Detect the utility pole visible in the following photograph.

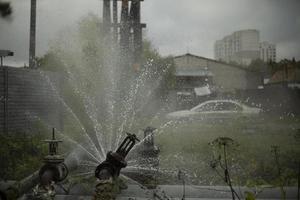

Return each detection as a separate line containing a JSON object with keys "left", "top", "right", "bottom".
{"left": 29, "top": 0, "right": 37, "bottom": 68}
{"left": 297, "top": 161, "right": 299, "bottom": 200}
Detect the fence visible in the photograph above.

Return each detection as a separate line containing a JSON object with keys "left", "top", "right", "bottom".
{"left": 0, "top": 66, "right": 63, "bottom": 134}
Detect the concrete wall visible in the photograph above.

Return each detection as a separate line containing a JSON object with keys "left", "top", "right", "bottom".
{"left": 0, "top": 66, "right": 63, "bottom": 133}
{"left": 174, "top": 54, "right": 262, "bottom": 93}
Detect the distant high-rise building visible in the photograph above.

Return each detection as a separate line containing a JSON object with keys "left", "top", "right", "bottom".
{"left": 214, "top": 29, "right": 276, "bottom": 66}
{"left": 260, "top": 41, "right": 276, "bottom": 63}
{"left": 214, "top": 29, "right": 260, "bottom": 65}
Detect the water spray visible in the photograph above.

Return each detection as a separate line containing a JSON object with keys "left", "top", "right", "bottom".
{"left": 94, "top": 132, "right": 139, "bottom": 200}
{"left": 95, "top": 132, "right": 139, "bottom": 180}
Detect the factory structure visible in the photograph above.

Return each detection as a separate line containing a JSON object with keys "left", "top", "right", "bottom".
{"left": 102, "top": 0, "right": 146, "bottom": 73}
{"left": 172, "top": 53, "right": 262, "bottom": 106}
{"left": 214, "top": 29, "right": 276, "bottom": 65}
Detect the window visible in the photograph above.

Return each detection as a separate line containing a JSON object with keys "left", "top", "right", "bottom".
{"left": 194, "top": 102, "right": 217, "bottom": 112}
{"left": 214, "top": 102, "right": 242, "bottom": 111}
{"left": 194, "top": 102, "right": 242, "bottom": 112}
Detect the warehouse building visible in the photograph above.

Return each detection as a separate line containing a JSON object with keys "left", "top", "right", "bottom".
{"left": 173, "top": 53, "right": 262, "bottom": 105}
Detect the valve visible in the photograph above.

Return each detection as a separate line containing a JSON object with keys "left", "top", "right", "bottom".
{"left": 95, "top": 132, "right": 139, "bottom": 180}
{"left": 38, "top": 128, "right": 68, "bottom": 186}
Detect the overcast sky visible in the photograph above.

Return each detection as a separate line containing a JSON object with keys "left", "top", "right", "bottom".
{"left": 0, "top": 0, "right": 300, "bottom": 66}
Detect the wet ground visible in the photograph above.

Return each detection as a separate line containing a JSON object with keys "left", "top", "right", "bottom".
{"left": 51, "top": 185, "right": 298, "bottom": 199}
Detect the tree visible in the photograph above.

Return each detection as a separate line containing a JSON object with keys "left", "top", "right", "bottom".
{"left": 248, "top": 59, "right": 271, "bottom": 73}
{"left": 36, "top": 13, "right": 176, "bottom": 150}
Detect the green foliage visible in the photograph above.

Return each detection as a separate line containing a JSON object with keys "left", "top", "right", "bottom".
{"left": 36, "top": 14, "right": 106, "bottom": 140}
{"left": 36, "top": 51, "right": 65, "bottom": 72}
{"left": 248, "top": 58, "right": 300, "bottom": 76}
{"left": 36, "top": 13, "right": 176, "bottom": 131}
{"left": 248, "top": 59, "right": 271, "bottom": 73}
{"left": 142, "top": 39, "right": 176, "bottom": 96}
{"left": 0, "top": 132, "right": 47, "bottom": 180}
{"left": 142, "top": 40, "right": 161, "bottom": 62}
{"left": 245, "top": 191, "right": 256, "bottom": 200}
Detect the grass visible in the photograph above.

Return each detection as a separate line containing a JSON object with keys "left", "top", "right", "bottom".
{"left": 1, "top": 112, "right": 299, "bottom": 187}
{"left": 151, "top": 114, "right": 300, "bottom": 186}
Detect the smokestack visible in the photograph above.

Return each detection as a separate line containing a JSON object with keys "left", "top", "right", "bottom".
{"left": 29, "top": 0, "right": 37, "bottom": 68}
{"left": 130, "top": 0, "right": 142, "bottom": 69}
{"left": 102, "top": 0, "right": 111, "bottom": 35}
{"left": 120, "top": 0, "right": 129, "bottom": 52}
{"left": 113, "top": 0, "right": 118, "bottom": 43}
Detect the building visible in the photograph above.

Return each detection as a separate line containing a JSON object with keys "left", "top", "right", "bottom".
{"left": 173, "top": 53, "right": 262, "bottom": 105}
{"left": 260, "top": 41, "right": 276, "bottom": 62}
{"left": 214, "top": 29, "right": 260, "bottom": 65}
{"left": 214, "top": 29, "right": 276, "bottom": 66}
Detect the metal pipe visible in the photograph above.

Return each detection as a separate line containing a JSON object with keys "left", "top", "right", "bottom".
{"left": 29, "top": 0, "right": 37, "bottom": 68}
{"left": 3, "top": 67, "right": 8, "bottom": 134}
{"left": 0, "top": 149, "right": 85, "bottom": 199}
{"left": 0, "top": 129, "right": 88, "bottom": 199}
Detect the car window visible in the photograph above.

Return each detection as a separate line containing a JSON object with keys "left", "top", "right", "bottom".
{"left": 194, "top": 102, "right": 242, "bottom": 112}
{"left": 215, "top": 102, "right": 242, "bottom": 111}
{"left": 194, "top": 102, "right": 217, "bottom": 112}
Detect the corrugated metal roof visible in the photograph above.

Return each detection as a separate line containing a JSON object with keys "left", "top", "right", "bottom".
{"left": 175, "top": 70, "right": 213, "bottom": 77}
{"left": 174, "top": 53, "right": 253, "bottom": 72}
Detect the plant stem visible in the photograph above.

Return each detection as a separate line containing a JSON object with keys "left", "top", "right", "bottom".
{"left": 297, "top": 161, "right": 300, "bottom": 200}
{"left": 272, "top": 146, "right": 286, "bottom": 200}
{"left": 223, "top": 144, "right": 237, "bottom": 200}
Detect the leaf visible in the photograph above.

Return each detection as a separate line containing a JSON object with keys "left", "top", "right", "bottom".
{"left": 245, "top": 191, "right": 256, "bottom": 200}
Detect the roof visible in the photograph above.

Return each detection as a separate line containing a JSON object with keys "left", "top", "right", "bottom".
{"left": 175, "top": 69, "right": 213, "bottom": 77}
{"left": 174, "top": 53, "right": 253, "bottom": 72}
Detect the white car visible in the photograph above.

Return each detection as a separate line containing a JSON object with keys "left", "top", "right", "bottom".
{"left": 166, "top": 100, "right": 262, "bottom": 120}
